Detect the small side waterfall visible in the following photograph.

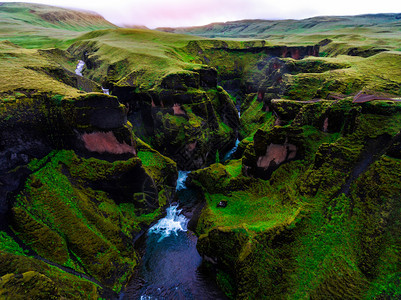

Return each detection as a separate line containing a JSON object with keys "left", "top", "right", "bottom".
{"left": 75, "top": 60, "right": 85, "bottom": 76}
{"left": 176, "top": 170, "right": 190, "bottom": 191}
{"left": 74, "top": 60, "right": 110, "bottom": 95}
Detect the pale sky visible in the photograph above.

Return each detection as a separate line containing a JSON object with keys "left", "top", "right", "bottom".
{"left": 2, "top": 0, "right": 401, "bottom": 28}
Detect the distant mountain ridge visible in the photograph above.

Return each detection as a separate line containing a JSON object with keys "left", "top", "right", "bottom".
{"left": 157, "top": 13, "right": 401, "bottom": 38}
{"left": 156, "top": 13, "right": 401, "bottom": 56}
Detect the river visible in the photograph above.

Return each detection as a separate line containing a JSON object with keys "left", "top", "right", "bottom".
{"left": 73, "top": 60, "right": 236, "bottom": 299}
{"left": 121, "top": 171, "right": 227, "bottom": 299}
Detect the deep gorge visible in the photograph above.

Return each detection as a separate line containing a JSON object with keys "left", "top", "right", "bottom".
{"left": 1, "top": 4, "right": 401, "bottom": 299}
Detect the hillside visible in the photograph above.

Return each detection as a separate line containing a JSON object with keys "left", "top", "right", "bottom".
{"left": 158, "top": 14, "right": 401, "bottom": 56}
{"left": 0, "top": 2, "right": 116, "bottom": 48}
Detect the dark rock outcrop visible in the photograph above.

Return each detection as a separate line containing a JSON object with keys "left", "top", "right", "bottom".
{"left": 243, "top": 126, "right": 304, "bottom": 180}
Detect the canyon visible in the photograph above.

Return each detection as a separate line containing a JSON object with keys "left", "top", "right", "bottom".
{"left": 1, "top": 2, "right": 401, "bottom": 299}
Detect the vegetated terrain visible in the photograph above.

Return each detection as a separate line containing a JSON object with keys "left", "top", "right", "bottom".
{"left": 158, "top": 14, "right": 401, "bottom": 54}
{"left": 0, "top": 2, "right": 116, "bottom": 48}
{"left": 1, "top": 2, "right": 401, "bottom": 299}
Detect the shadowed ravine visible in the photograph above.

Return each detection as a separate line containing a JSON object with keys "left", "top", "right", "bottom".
{"left": 121, "top": 171, "right": 227, "bottom": 299}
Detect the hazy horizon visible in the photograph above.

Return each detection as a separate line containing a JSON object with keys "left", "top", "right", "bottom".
{"left": 1, "top": 0, "right": 401, "bottom": 28}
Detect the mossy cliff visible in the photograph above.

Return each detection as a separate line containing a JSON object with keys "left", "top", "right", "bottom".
{"left": 182, "top": 40, "right": 319, "bottom": 100}
{"left": 1, "top": 145, "right": 175, "bottom": 298}
{"left": 189, "top": 96, "right": 401, "bottom": 299}
{"left": 0, "top": 38, "right": 177, "bottom": 297}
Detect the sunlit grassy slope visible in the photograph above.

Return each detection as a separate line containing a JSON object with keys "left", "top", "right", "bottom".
{"left": 0, "top": 2, "right": 116, "bottom": 49}
{"left": 0, "top": 41, "right": 84, "bottom": 98}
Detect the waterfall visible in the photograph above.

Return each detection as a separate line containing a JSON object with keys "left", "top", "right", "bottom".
{"left": 176, "top": 170, "right": 190, "bottom": 191}
{"left": 75, "top": 60, "right": 85, "bottom": 76}
{"left": 147, "top": 171, "right": 191, "bottom": 242}
{"left": 148, "top": 205, "right": 188, "bottom": 242}
{"left": 74, "top": 60, "right": 110, "bottom": 95}
{"left": 124, "top": 168, "right": 226, "bottom": 299}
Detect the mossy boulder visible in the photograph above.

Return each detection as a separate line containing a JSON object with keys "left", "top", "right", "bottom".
{"left": 0, "top": 271, "right": 61, "bottom": 300}
{"left": 160, "top": 71, "right": 200, "bottom": 90}
{"left": 188, "top": 163, "right": 229, "bottom": 194}
{"left": 61, "top": 93, "right": 127, "bottom": 131}
{"left": 0, "top": 251, "right": 99, "bottom": 299}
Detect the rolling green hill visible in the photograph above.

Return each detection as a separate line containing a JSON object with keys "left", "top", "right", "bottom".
{"left": 0, "top": 2, "right": 117, "bottom": 48}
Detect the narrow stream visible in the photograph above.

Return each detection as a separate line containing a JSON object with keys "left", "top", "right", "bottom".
{"left": 222, "top": 138, "right": 240, "bottom": 163}
{"left": 121, "top": 107, "right": 240, "bottom": 299}
{"left": 122, "top": 171, "right": 227, "bottom": 300}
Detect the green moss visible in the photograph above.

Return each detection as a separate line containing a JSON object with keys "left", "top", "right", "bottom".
{"left": 0, "top": 271, "right": 61, "bottom": 299}
{"left": 136, "top": 137, "right": 177, "bottom": 204}
{"left": 366, "top": 272, "right": 401, "bottom": 299}
{"left": 240, "top": 96, "right": 274, "bottom": 139}
{"left": 284, "top": 53, "right": 401, "bottom": 100}
{"left": 216, "top": 270, "right": 236, "bottom": 299}
{"left": 0, "top": 232, "right": 27, "bottom": 256}
{"left": 202, "top": 191, "right": 299, "bottom": 232}
{"left": 225, "top": 159, "right": 242, "bottom": 178}
{"left": 0, "top": 251, "right": 99, "bottom": 299}
{"left": 11, "top": 149, "right": 171, "bottom": 292}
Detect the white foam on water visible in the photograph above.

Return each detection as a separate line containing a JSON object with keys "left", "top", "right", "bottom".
{"left": 176, "top": 170, "right": 190, "bottom": 191}
{"left": 75, "top": 60, "right": 85, "bottom": 76}
{"left": 148, "top": 205, "right": 188, "bottom": 242}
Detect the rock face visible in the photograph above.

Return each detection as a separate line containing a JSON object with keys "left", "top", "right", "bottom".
{"left": 81, "top": 131, "right": 136, "bottom": 155}
{"left": 0, "top": 93, "right": 136, "bottom": 225}
{"left": 243, "top": 126, "right": 304, "bottom": 179}
{"left": 111, "top": 71, "right": 239, "bottom": 170}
